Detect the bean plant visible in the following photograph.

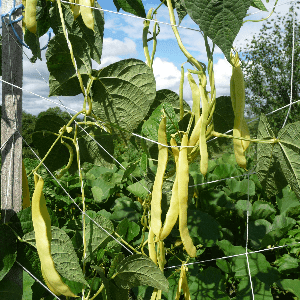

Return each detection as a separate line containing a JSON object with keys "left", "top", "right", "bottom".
{"left": 2, "top": 0, "right": 300, "bottom": 299}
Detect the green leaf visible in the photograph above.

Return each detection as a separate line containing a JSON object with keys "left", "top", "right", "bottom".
{"left": 247, "top": 219, "right": 272, "bottom": 249}
{"left": 111, "top": 197, "right": 142, "bottom": 223}
{"left": 275, "top": 254, "right": 299, "bottom": 273}
{"left": 73, "top": 126, "right": 116, "bottom": 171}
{"left": 251, "top": 201, "right": 276, "bottom": 221}
{"left": 213, "top": 96, "right": 234, "bottom": 134}
{"left": 49, "top": 1, "right": 74, "bottom": 35}
{"left": 113, "top": 0, "right": 146, "bottom": 18}
{"left": 275, "top": 121, "right": 300, "bottom": 199}
{"left": 174, "top": 0, "right": 188, "bottom": 25}
{"left": 0, "top": 225, "right": 17, "bottom": 281}
{"left": 142, "top": 103, "right": 178, "bottom": 144}
{"left": 127, "top": 179, "right": 150, "bottom": 199}
{"left": 114, "top": 254, "right": 169, "bottom": 292}
{"left": 183, "top": 0, "right": 252, "bottom": 60}
{"left": 234, "top": 200, "right": 253, "bottom": 219}
{"left": 0, "top": 279, "right": 22, "bottom": 300}
{"left": 24, "top": 29, "right": 41, "bottom": 61}
{"left": 71, "top": 1, "right": 105, "bottom": 64}
{"left": 32, "top": 113, "right": 71, "bottom": 173}
{"left": 218, "top": 240, "right": 279, "bottom": 285}
{"left": 276, "top": 185, "right": 300, "bottom": 217}
{"left": 92, "top": 59, "right": 156, "bottom": 137}
{"left": 261, "top": 214, "right": 296, "bottom": 248}
{"left": 187, "top": 210, "right": 221, "bottom": 247}
{"left": 236, "top": 277, "right": 273, "bottom": 300}
{"left": 84, "top": 212, "right": 115, "bottom": 262}
{"left": 256, "top": 114, "right": 287, "bottom": 197}
{"left": 23, "top": 270, "right": 35, "bottom": 299}
{"left": 277, "top": 279, "right": 300, "bottom": 298}
{"left": 23, "top": 226, "right": 88, "bottom": 288}
{"left": 251, "top": 0, "right": 268, "bottom": 12}
{"left": 149, "top": 89, "right": 190, "bottom": 117}
{"left": 46, "top": 33, "right": 91, "bottom": 96}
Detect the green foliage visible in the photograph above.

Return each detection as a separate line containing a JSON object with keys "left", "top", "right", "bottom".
{"left": 239, "top": 2, "right": 300, "bottom": 132}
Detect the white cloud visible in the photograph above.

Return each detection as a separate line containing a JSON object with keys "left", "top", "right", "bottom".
{"left": 152, "top": 57, "right": 181, "bottom": 91}
{"left": 102, "top": 37, "right": 137, "bottom": 57}
{"left": 213, "top": 58, "right": 232, "bottom": 97}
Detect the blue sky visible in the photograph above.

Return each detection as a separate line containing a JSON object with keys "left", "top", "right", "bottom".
{"left": 0, "top": 0, "right": 297, "bottom": 116}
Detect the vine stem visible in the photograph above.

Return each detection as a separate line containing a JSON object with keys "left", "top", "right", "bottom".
{"left": 166, "top": 0, "right": 204, "bottom": 73}
{"left": 57, "top": 0, "right": 87, "bottom": 104}
{"left": 212, "top": 131, "right": 279, "bottom": 144}
{"left": 114, "top": 232, "right": 141, "bottom": 254}
{"left": 28, "top": 110, "right": 84, "bottom": 177}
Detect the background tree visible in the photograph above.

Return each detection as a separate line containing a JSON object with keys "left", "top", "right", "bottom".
{"left": 239, "top": 3, "right": 300, "bottom": 134}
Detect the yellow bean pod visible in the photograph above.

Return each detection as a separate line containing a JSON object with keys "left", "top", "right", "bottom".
{"left": 178, "top": 134, "right": 196, "bottom": 258}
{"left": 25, "top": 0, "right": 38, "bottom": 34}
{"left": 151, "top": 115, "right": 168, "bottom": 237}
{"left": 22, "top": 160, "right": 31, "bottom": 209}
{"left": 199, "top": 79, "right": 209, "bottom": 177}
{"left": 230, "top": 52, "right": 249, "bottom": 169}
{"left": 187, "top": 73, "right": 200, "bottom": 125}
{"left": 148, "top": 227, "right": 157, "bottom": 265}
{"left": 70, "top": 0, "right": 80, "bottom": 19}
{"left": 79, "top": 0, "right": 94, "bottom": 31}
{"left": 32, "top": 174, "right": 78, "bottom": 297}
{"left": 160, "top": 138, "right": 179, "bottom": 240}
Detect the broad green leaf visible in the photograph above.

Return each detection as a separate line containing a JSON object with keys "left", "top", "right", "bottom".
{"left": 275, "top": 254, "right": 299, "bottom": 273}
{"left": 72, "top": 126, "right": 116, "bottom": 172}
{"left": 24, "top": 29, "right": 41, "bottom": 61}
{"left": 114, "top": 254, "right": 169, "bottom": 292}
{"left": 113, "top": 0, "right": 146, "bottom": 18}
{"left": 218, "top": 240, "right": 279, "bottom": 285}
{"left": 49, "top": 2, "right": 74, "bottom": 35}
{"left": 91, "top": 178, "right": 115, "bottom": 203}
{"left": 46, "top": 33, "right": 91, "bottom": 96}
{"left": 213, "top": 96, "right": 234, "bottom": 135}
{"left": 23, "top": 270, "right": 35, "bottom": 299}
{"left": 92, "top": 59, "right": 156, "bottom": 137}
{"left": 183, "top": 0, "right": 252, "bottom": 60}
{"left": 251, "top": 201, "right": 276, "bottom": 221}
{"left": 236, "top": 277, "right": 273, "bottom": 300}
{"left": 234, "top": 200, "right": 253, "bottom": 219}
{"left": 277, "top": 279, "right": 300, "bottom": 298}
{"left": 111, "top": 197, "right": 142, "bottom": 222}
{"left": 251, "top": 0, "right": 268, "bottom": 12}
{"left": 188, "top": 210, "right": 221, "bottom": 247}
{"left": 275, "top": 121, "right": 300, "bottom": 199}
{"left": 142, "top": 103, "right": 178, "bottom": 144}
{"left": 276, "top": 185, "right": 300, "bottom": 217}
{"left": 108, "top": 253, "right": 125, "bottom": 279}
{"left": 23, "top": 226, "right": 88, "bottom": 287}
{"left": 225, "top": 178, "right": 255, "bottom": 196}
{"left": 71, "top": 1, "right": 105, "bottom": 64}
{"left": 0, "top": 280, "right": 22, "bottom": 300}
{"left": 84, "top": 213, "right": 115, "bottom": 262}
{"left": 261, "top": 214, "right": 296, "bottom": 248}
{"left": 32, "top": 113, "right": 72, "bottom": 173}
{"left": 246, "top": 219, "right": 272, "bottom": 249}
{"left": 256, "top": 114, "right": 287, "bottom": 197}
{"left": 0, "top": 225, "right": 17, "bottom": 281}
{"left": 127, "top": 179, "right": 150, "bottom": 199}
{"left": 148, "top": 89, "right": 190, "bottom": 117}
{"left": 174, "top": 0, "right": 188, "bottom": 25}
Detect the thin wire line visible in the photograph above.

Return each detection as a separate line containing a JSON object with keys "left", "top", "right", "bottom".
{"left": 15, "top": 261, "right": 62, "bottom": 300}
{"left": 245, "top": 172, "right": 254, "bottom": 300}
{"left": 60, "top": 0, "right": 297, "bottom": 34}
{"left": 164, "top": 241, "right": 300, "bottom": 270}
{"left": 18, "top": 130, "right": 134, "bottom": 255}
{"left": 282, "top": 0, "right": 296, "bottom": 128}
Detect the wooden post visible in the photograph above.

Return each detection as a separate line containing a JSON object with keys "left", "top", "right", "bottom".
{"left": 1, "top": 0, "right": 23, "bottom": 294}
